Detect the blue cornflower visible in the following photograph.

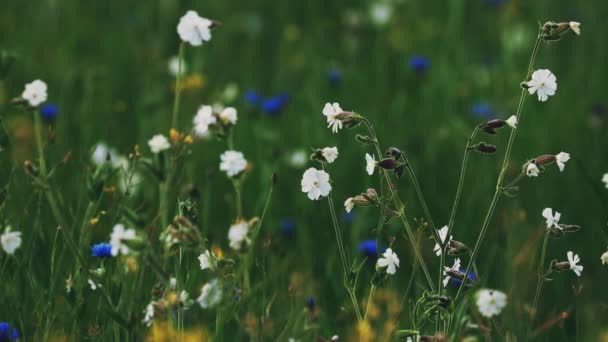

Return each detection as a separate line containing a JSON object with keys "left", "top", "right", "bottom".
{"left": 358, "top": 239, "right": 386, "bottom": 259}
{"left": 306, "top": 296, "right": 315, "bottom": 311}
{"left": 91, "top": 243, "right": 113, "bottom": 258}
{"left": 409, "top": 55, "right": 431, "bottom": 72}
{"left": 261, "top": 93, "right": 289, "bottom": 115}
{"left": 40, "top": 103, "right": 59, "bottom": 120}
{"left": 450, "top": 268, "right": 476, "bottom": 287}
{"left": 279, "top": 218, "right": 295, "bottom": 236}
{"left": 470, "top": 102, "right": 494, "bottom": 119}
{"left": 0, "top": 322, "right": 19, "bottom": 341}
{"left": 244, "top": 90, "right": 262, "bottom": 105}
{"left": 327, "top": 68, "right": 342, "bottom": 87}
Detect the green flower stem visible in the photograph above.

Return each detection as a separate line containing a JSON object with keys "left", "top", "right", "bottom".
{"left": 171, "top": 42, "right": 185, "bottom": 129}
{"left": 363, "top": 285, "right": 376, "bottom": 322}
{"left": 531, "top": 232, "right": 550, "bottom": 319}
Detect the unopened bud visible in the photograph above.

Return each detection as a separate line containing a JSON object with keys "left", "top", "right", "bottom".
{"left": 561, "top": 224, "right": 581, "bottom": 233}
{"left": 355, "top": 134, "right": 376, "bottom": 144}
{"left": 534, "top": 154, "right": 556, "bottom": 166}
{"left": 470, "top": 142, "right": 497, "bottom": 154}
{"left": 480, "top": 119, "right": 506, "bottom": 135}
{"left": 551, "top": 261, "right": 571, "bottom": 272}
{"left": 385, "top": 147, "right": 402, "bottom": 159}
{"left": 437, "top": 296, "right": 451, "bottom": 308}
{"left": 447, "top": 240, "right": 470, "bottom": 255}
{"left": 377, "top": 158, "right": 399, "bottom": 170}
{"left": 395, "top": 164, "right": 406, "bottom": 179}
{"left": 362, "top": 188, "right": 379, "bottom": 203}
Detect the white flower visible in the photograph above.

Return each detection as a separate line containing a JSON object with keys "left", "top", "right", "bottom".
{"left": 321, "top": 147, "right": 339, "bottom": 163}
{"left": 322, "top": 102, "right": 344, "bottom": 133}
{"left": 179, "top": 290, "right": 193, "bottom": 309}
{"left": 476, "top": 289, "right": 507, "bottom": 318}
{"left": 433, "top": 225, "right": 452, "bottom": 256}
{"left": 228, "top": 221, "right": 250, "bottom": 251}
{"left": 369, "top": 3, "right": 392, "bottom": 26}
{"left": 88, "top": 278, "right": 101, "bottom": 291}
{"left": 143, "top": 302, "right": 155, "bottom": 326}
{"left": 526, "top": 69, "right": 557, "bottom": 102}
{"left": 197, "top": 278, "right": 222, "bottom": 309}
{"left": 526, "top": 163, "right": 539, "bottom": 177}
{"left": 110, "top": 223, "right": 137, "bottom": 256}
{"left": 344, "top": 197, "right": 355, "bottom": 213}
{"left": 603, "top": 173, "right": 608, "bottom": 189}
{"left": 542, "top": 208, "right": 561, "bottom": 229}
{"left": 91, "top": 143, "right": 112, "bottom": 166}
{"left": 601, "top": 250, "right": 608, "bottom": 265}
{"left": 193, "top": 105, "right": 217, "bottom": 137}
{"left": 168, "top": 56, "right": 187, "bottom": 77}
{"left": 218, "top": 107, "right": 238, "bottom": 125}
{"left": 198, "top": 250, "right": 216, "bottom": 270}
{"left": 22, "top": 79, "right": 48, "bottom": 107}
{"left": 569, "top": 21, "right": 581, "bottom": 35}
{"left": 1, "top": 227, "right": 22, "bottom": 254}
{"left": 66, "top": 275, "right": 73, "bottom": 294}
{"left": 555, "top": 152, "right": 570, "bottom": 172}
{"left": 376, "top": 248, "right": 400, "bottom": 275}
{"left": 567, "top": 251, "right": 583, "bottom": 276}
{"left": 177, "top": 10, "right": 212, "bottom": 46}
{"left": 365, "top": 153, "right": 376, "bottom": 175}
{"left": 219, "top": 150, "right": 247, "bottom": 177}
{"left": 169, "top": 277, "right": 177, "bottom": 290}
{"left": 300, "top": 168, "right": 331, "bottom": 200}
{"left": 148, "top": 134, "right": 171, "bottom": 154}
{"left": 288, "top": 150, "right": 307, "bottom": 168}
{"left": 505, "top": 115, "right": 518, "bottom": 128}
{"left": 443, "top": 258, "right": 461, "bottom": 287}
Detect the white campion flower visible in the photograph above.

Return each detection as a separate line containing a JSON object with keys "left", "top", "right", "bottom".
{"left": 143, "top": 302, "right": 155, "bottom": 326}
{"left": 433, "top": 225, "right": 452, "bottom": 256}
{"left": 542, "top": 208, "right": 561, "bottom": 229}
{"left": 198, "top": 250, "right": 217, "bottom": 270}
{"left": 526, "top": 69, "right": 557, "bottom": 102}
{"left": 288, "top": 150, "right": 307, "bottom": 168}
{"left": 22, "top": 79, "right": 48, "bottom": 107}
{"left": 602, "top": 173, "right": 608, "bottom": 189}
{"left": 569, "top": 21, "right": 581, "bottom": 35}
{"left": 322, "top": 102, "right": 344, "bottom": 133}
{"left": 228, "top": 221, "right": 250, "bottom": 251}
{"left": 88, "top": 278, "right": 102, "bottom": 291}
{"left": 177, "top": 10, "right": 213, "bottom": 46}
{"left": 179, "top": 290, "right": 193, "bottom": 309}
{"left": 365, "top": 153, "right": 376, "bottom": 175}
{"left": 601, "top": 250, "right": 608, "bottom": 265}
{"left": 476, "top": 289, "right": 507, "bottom": 318}
{"left": 369, "top": 2, "right": 392, "bottom": 26}
{"left": 555, "top": 152, "right": 570, "bottom": 172}
{"left": 218, "top": 107, "right": 238, "bottom": 125}
{"left": 193, "top": 105, "right": 217, "bottom": 137}
{"left": 567, "top": 251, "right": 583, "bottom": 276}
{"left": 148, "top": 134, "right": 171, "bottom": 154}
{"left": 168, "top": 56, "right": 187, "bottom": 77}
{"left": 526, "top": 163, "right": 540, "bottom": 177}
{"left": 376, "top": 248, "right": 400, "bottom": 275}
{"left": 344, "top": 197, "right": 355, "bottom": 213}
{"left": 321, "top": 147, "right": 339, "bottom": 163}
{"left": 110, "top": 223, "right": 137, "bottom": 256}
{"left": 197, "top": 278, "right": 222, "bottom": 309}
{"left": 506, "top": 115, "right": 518, "bottom": 128}
{"left": 219, "top": 150, "right": 247, "bottom": 177}
{"left": 300, "top": 168, "right": 331, "bottom": 200}
{"left": 169, "top": 277, "right": 177, "bottom": 290}
{"left": 1, "top": 226, "right": 22, "bottom": 254}
{"left": 443, "top": 258, "right": 461, "bottom": 287}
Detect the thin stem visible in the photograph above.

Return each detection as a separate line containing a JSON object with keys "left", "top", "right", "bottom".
{"left": 33, "top": 111, "right": 47, "bottom": 175}
{"left": 159, "top": 182, "right": 168, "bottom": 229}
{"left": 403, "top": 157, "right": 436, "bottom": 231}
{"left": 243, "top": 180, "right": 274, "bottom": 289}
{"left": 531, "top": 232, "right": 550, "bottom": 319}
{"left": 363, "top": 285, "right": 376, "bottom": 322}
{"left": 234, "top": 180, "right": 243, "bottom": 218}
{"left": 171, "top": 42, "right": 185, "bottom": 129}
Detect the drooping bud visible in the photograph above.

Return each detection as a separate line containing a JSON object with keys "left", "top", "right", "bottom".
{"left": 479, "top": 119, "right": 506, "bottom": 135}
{"left": 561, "top": 224, "right": 581, "bottom": 233}
{"left": 551, "top": 260, "right": 571, "bottom": 272}
{"left": 355, "top": 134, "right": 376, "bottom": 145}
{"left": 470, "top": 142, "right": 497, "bottom": 154}
{"left": 447, "top": 240, "right": 470, "bottom": 255}
{"left": 534, "top": 154, "right": 556, "bottom": 166}
{"left": 362, "top": 188, "right": 379, "bottom": 203}
{"left": 377, "top": 158, "right": 399, "bottom": 170}
{"left": 395, "top": 164, "right": 406, "bottom": 179}
{"left": 385, "top": 147, "right": 402, "bottom": 159}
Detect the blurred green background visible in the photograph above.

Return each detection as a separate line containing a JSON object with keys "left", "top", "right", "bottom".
{"left": 1, "top": 0, "right": 607, "bottom": 340}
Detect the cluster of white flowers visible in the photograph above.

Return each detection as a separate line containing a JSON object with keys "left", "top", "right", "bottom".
{"left": 197, "top": 278, "right": 223, "bottom": 309}
{"left": 526, "top": 69, "right": 557, "bottom": 102}
{"left": 148, "top": 134, "right": 171, "bottom": 154}
{"left": 193, "top": 105, "right": 238, "bottom": 137}
{"left": 476, "top": 289, "right": 508, "bottom": 318}
{"left": 1, "top": 226, "right": 22, "bottom": 255}
{"left": 219, "top": 150, "right": 247, "bottom": 177}
{"left": 376, "top": 248, "right": 400, "bottom": 275}
{"left": 177, "top": 10, "right": 213, "bottom": 46}
{"left": 228, "top": 221, "right": 250, "bottom": 251}
{"left": 21, "top": 79, "right": 48, "bottom": 107}
{"left": 541, "top": 209, "right": 584, "bottom": 276}
{"left": 433, "top": 225, "right": 452, "bottom": 256}
{"left": 301, "top": 168, "right": 331, "bottom": 200}
{"left": 110, "top": 223, "right": 137, "bottom": 256}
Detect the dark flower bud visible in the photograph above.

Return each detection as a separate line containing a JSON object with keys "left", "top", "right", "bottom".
{"left": 534, "top": 154, "right": 556, "bottom": 166}
{"left": 480, "top": 119, "right": 506, "bottom": 135}
{"left": 470, "top": 142, "right": 497, "bottom": 154}
{"left": 547, "top": 226, "right": 565, "bottom": 239}
{"left": 561, "top": 224, "right": 581, "bottom": 233}
{"left": 520, "top": 82, "right": 530, "bottom": 90}
{"left": 377, "top": 158, "right": 399, "bottom": 170}
{"left": 395, "top": 164, "right": 406, "bottom": 179}
{"left": 447, "top": 240, "right": 470, "bottom": 255}
{"left": 437, "top": 296, "right": 451, "bottom": 308}
{"left": 551, "top": 261, "right": 571, "bottom": 272}
{"left": 336, "top": 111, "right": 362, "bottom": 128}
{"left": 385, "top": 147, "right": 402, "bottom": 159}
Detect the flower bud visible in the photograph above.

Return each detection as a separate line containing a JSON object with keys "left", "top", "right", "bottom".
{"left": 362, "top": 188, "right": 379, "bottom": 203}
{"left": 561, "top": 224, "right": 581, "bottom": 233}
{"left": 437, "top": 295, "right": 451, "bottom": 308}
{"left": 447, "top": 240, "right": 470, "bottom": 255}
{"left": 470, "top": 142, "right": 497, "bottom": 154}
{"left": 336, "top": 111, "right": 362, "bottom": 128}
{"left": 480, "top": 119, "right": 506, "bottom": 135}
{"left": 377, "top": 158, "right": 399, "bottom": 170}
{"left": 534, "top": 154, "right": 556, "bottom": 166}
{"left": 355, "top": 134, "right": 376, "bottom": 145}
{"left": 395, "top": 164, "right": 406, "bottom": 179}
{"left": 551, "top": 260, "right": 571, "bottom": 272}
{"left": 385, "top": 147, "right": 402, "bottom": 159}
{"left": 23, "top": 160, "right": 39, "bottom": 177}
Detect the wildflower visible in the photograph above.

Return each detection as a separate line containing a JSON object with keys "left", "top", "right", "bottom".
{"left": 344, "top": 197, "right": 355, "bottom": 213}
{"left": 219, "top": 150, "right": 247, "bottom": 177}
{"left": 555, "top": 152, "right": 570, "bottom": 172}
{"left": 168, "top": 56, "right": 187, "bottom": 77}
{"left": 376, "top": 248, "right": 399, "bottom": 275}
{"left": 328, "top": 68, "right": 341, "bottom": 86}
{"left": 450, "top": 267, "right": 476, "bottom": 287}
{"left": 321, "top": 147, "right": 339, "bottom": 164}
{"left": 322, "top": 102, "right": 344, "bottom": 133}
{"left": 300, "top": 168, "right": 331, "bottom": 200}
{"left": 470, "top": 102, "right": 494, "bottom": 119}
{"left": 193, "top": 105, "right": 217, "bottom": 137}
{"left": 110, "top": 223, "right": 137, "bottom": 256}
{"left": 261, "top": 93, "right": 289, "bottom": 115}
{"left": 91, "top": 243, "right": 113, "bottom": 258}
{"left": 369, "top": 2, "right": 392, "bottom": 26}
{"left": 218, "top": 107, "right": 237, "bottom": 125}
{"left": 569, "top": 22, "right": 581, "bottom": 35}
{"left": 244, "top": 90, "right": 262, "bottom": 104}
{"left": 443, "top": 258, "right": 462, "bottom": 287}
{"left": 198, "top": 250, "right": 217, "bottom": 270}
{"left": 228, "top": 221, "right": 250, "bottom": 251}
{"left": 288, "top": 150, "right": 307, "bottom": 168}
{"left": 359, "top": 239, "right": 384, "bottom": 259}
{"left": 476, "top": 289, "right": 507, "bottom": 318}
{"left": 567, "top": 251, "right": 583, "bottom": 276}
{"left": 526, "top": 162, "right": 540, "bottom": 177}
{"left": 0, "top": 322, "right": 19, "bottom": 341}
{"left": 526, "top": 69, "right": 557, "bottom": 102}
{"left": 40, "top": 103, "right": 59, "bottom": 120}
{"left": 88, "top": 278, "right": 102, "bottom": 291}
{"left": 306, "top": 297, "right": 315, "bottom": 311}
{"left": 197, "top": 278, "right": 223, "bottom": 309}
{"left": 21, "top": 79, "right": 48, "bottom": 107}
{"left": 505, "top": 115, "right": 517, "bottom": 128}
{"left": 365, "top": 153, "right": 376, "bottom": 175}
{"left": 409, "top": 55, "right": 431, "bottom": 72}
{"left": 601, "top": 250, "right": 608, "bottom": 265}
{"left": 170, "top": 277, "right": 177, "bottom": 290}
{"left": 177, "top": 10, "right": 213, "bottom": 46}
{"left": 143, "top": 302, "right": 155, "bottom": 326}
{"left": 542, "top": 208, "right": 561, "bottom": 229}
{"left": 603, "top": 173, "right": 608, "bottom": 188}
{"left": 434, "top": 226, "right": 452, "bottom": 256}
{"left": 148, "top": 134, "right": 171, "bottom": 154}
{"left": 1, "top": 227, "right": 22, "bottom": 254}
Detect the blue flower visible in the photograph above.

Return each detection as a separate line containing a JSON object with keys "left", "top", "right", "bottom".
{"left": 358, "top": 239, "right": 385, "bottom": 259}
{"left": 91, "top": 243, "right": 113, "bottom": 258}
{"left": 306, "top": 296, "right": 315, "bottom": 311}
{"left": 0, "top": 322, "right": 19, "bottom": 341}
{"left": 328, "top": 68, "right": 342, "bottom": 86}
{"left": 344, "top": 211, "right": 354, "bottom": 224}
{"left": 470, "top": 102, "right": 494, "bottom": 119}
{"left": 244, "top": 90, "right": 262, "bottom": 105}
{"left": 409, "top": 55, "right": 430, "bottom": 72}
{"left": 486, "top": 0, "right": 507, "bottom": 6}
{"left": 279, "top": 218, "right": 295, "bottom": 236}
{"left": 40, "top": 103, "right": 59, "bottom": 120}
{"left": 450, "top": 268, "right": 476, "bottom": 287}
{"left": 261, "top": 93, "right": 289, "bottom": 115}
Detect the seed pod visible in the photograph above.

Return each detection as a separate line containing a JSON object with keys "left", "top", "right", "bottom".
{"left": 480, "top": 119, "right": 506, "bottom": 134}
{"left": 551, "top": 261, "right": 571, "bottom": 272}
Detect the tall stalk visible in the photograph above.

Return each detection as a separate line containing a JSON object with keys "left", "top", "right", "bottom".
{"left": 171, "top": 42, "right": 185, "bottom": 129}
{"left": 531, "top": 232, "right": 550, "bottom": 317}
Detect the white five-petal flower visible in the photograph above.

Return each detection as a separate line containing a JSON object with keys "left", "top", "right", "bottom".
{"left": 198, "top": 250, "right": 217, "bottom": 270}
{"left": 228, "top": 221, "right": 250, "bottom": 251}
{"left": 505, "top": 115, "right": 518, "bottom": 128}
{"left": 143, "top": 302, "right": 155, "bottom": 326}
{"left": 322, "top": 102, "right": 344, "bottom": 133}
{"left": 526, "top": 69, "right": 557, "bottom": 102}
{"left": 197, "top": 278, "right": 223, "bottom": 309}
{"left": 219, "top": 150, "right": 247, "bottom": 177}
{"left": 443, "top": 258, "right": 461, "bottom": 287}
{"left": 148, "top": 134, "right": 171, "bottom": 154}
{"left": 542, "top": 208, "right": 561, "bottom": 229}
{"left": 344, "top": 197, "right": 355, "bottom": 213}
{"left": 602, "top": 173, "right": 608, "bottom": 189}
{"left": 1, "top": 226, "right": 22, "bottom": 254}
{"left": 219, "top": 107, "right": 238, "bottom": 125}
{"left": 569, "top": 22, "right": 581, "bottom": 35}
{"left": 168, "top": 56, "right": 187, "bottom": 77}
{"left": 601, "top": 250, "right": 608, "bottom": 265}
{"left": 110, "top": 223, "right": 137, "bottom": 256}
{"left": 193, "top": 105, "right": 217, "bottom": 136}
{"left": 365, "top": 153, "right": 376, "bottom": 175}
{"left": 300, "top": 168, "right": 332, "bottom": 200}
{"left": 476, "top": 289, "right": 507, "bottom": 318}
{"left": 555, "top": 152, "right": 570, "bottom": 172}
{"left": 177, "top": 10, "right": 213, "bottom": 46}
{"left": 321, "top": 147, "right": 339, "bottom": 164}
{"left": 567, "top": 251, "right": 583, "bottom": 276}
{"left": 526, "top": 163, "right": 540, "bottom": 177}
{"left": 22, "top": 80, "right": 48, "bottom": 107}
{"left": 433, "top": 225, "right": 452, "bottom": 256}
{"left": 376, "top": 248, "right": 400, "bottom": 275}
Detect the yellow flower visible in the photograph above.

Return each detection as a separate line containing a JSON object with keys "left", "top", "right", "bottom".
{"left": 169, "top": 128, "right": 181, "bottom": 144}
{"left": 183, "top": 135, "right": 193, "bottom": 144}
{"left": 355, "top": 321, "right": 376, "bottom": 342}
